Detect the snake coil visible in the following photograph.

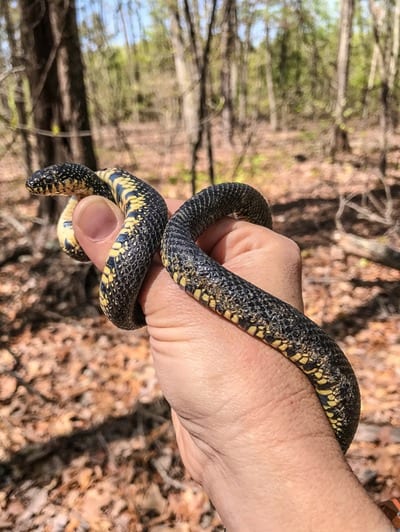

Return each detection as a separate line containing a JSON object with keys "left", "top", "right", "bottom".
{"left": 26, "top": 162, "right": 360, "bottom": 452}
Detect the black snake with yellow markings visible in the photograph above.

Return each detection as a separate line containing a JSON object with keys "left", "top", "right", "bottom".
{"left": 26, "top": 162, "right": 360, "bottom": 452}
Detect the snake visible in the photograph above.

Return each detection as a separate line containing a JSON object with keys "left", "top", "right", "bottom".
{"left": 26, "top": 162, "right": 360, "bottom": 452}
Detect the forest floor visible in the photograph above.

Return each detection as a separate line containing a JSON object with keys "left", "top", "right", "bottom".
{"left": 0, "top": 120, "right": 399, "bottom": 531}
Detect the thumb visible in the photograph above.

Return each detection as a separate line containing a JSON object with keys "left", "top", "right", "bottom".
{"left": 72, "top": 196, "right": 124, "bottom": 270}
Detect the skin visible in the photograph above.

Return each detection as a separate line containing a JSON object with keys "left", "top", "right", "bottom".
{"left": 72, "top": 195, "right": 393, "bottom": 532}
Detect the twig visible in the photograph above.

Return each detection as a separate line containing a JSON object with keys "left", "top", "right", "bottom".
{"left": 230, "top": 120, "right": 259, "bottom": 181}
{"left": 336, "top": 185, "right": 396, "bottom": 229}
{"left": 0, "top": 65, "right": 25, "bottom": 84}
{"left": 0, "top": 367, "right": 56, "bottom": 403}
{"left": 151, "top": 456, "right": 187, "bottom": 490}
{"left": 0, "top": 213, "right": 27, "bottom": 235}
{"left": 7, "top": 124, "right": 93, "bottom": 138}
{"left": 345, "top": 199, "right": 394, "bottom": 226}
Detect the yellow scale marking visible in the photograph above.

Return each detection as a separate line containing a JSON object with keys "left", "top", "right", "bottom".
{"left": 193, "top": 289, "right": 202, "bottom": 301}
{"left": 301, "top": 366, "right": 331, "bottom": 387}
{"left": 109, "top": 246, "right": 122, "bottom": 259}
{"left": 317, "top": 388, "right": 335, "bottom": 396}
{"left": 103, "top": 265, "right": 116, "bottom": 284}
{"left": 247, "top": 325, "right": 258, "bottom": 336}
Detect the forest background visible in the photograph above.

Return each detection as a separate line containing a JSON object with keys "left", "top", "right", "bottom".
{"left": 0, "top": 0, "right": 399, "bottom": 530}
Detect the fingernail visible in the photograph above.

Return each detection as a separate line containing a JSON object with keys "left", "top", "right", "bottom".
{"left": 75, "top": 197, "right": 120, "bottom": 241}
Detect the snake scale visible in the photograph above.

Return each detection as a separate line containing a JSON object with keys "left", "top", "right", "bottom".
{"left": 26, "top": 162, "right": 360, "bottom": 452}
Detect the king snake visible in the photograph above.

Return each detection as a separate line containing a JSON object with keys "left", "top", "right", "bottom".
{"left": 26, "top": 162, "right": 360, "bottom": 452}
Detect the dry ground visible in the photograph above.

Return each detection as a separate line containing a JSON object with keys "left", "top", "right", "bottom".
{"left": 0, "top": 120, "right": 399, "bottom": 530}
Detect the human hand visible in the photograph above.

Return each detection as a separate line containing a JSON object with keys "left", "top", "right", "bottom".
{"left": 72, "top": 195, "right": 392, "bottom": 532}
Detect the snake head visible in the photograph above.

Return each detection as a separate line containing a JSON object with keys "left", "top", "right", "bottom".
{"left": 26, "top": 162, "right": 99, "bottom": 196}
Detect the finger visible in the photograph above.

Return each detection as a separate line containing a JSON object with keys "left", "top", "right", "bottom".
{"left": 72, "top": 196, "right": 124, "bottom": 271}
{"left": 73, "top": 197, "right": 185, "bottom": 271}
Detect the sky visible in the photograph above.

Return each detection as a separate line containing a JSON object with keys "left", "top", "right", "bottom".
{"left": 76, "top": 0, "right": 152, "bottom": 47}
{"left": 74, "top": 0, "right": 341, "bottom": 49}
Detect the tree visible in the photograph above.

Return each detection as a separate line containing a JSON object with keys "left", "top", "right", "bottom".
{"left": 19, "top": 0, "right": 65, "bottom": 221}
{"left": 330, "top": 0, "right": 354, "bottom": 157}
{"left": 368, "top": 0, "right": 400, "bottom": 175}
{"left": 19, "top": 0, "right": 97, "bottom": 221}
{"left": 48, "top": 0, "right": 97, "bottom": 168}
{"left": 168, "top": 0, "right": 218, "bottom": 193}
{"left": 1, "top": 1, "right": 32, "bottom": 173}
{"left": 221, "top": 0, "right": 237, "bottom": 143}
{"left": 237, "top": 0, "right": 254, "bottom": 128}
{"left": 168, "top": 1, "right": 199, "bottom": 147}
{"left": 265, "top": 17, "right": 278, "bottom": 131}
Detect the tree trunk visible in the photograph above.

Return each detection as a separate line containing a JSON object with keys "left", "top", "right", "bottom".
{"left": 189, "top": 0, "right": 217, "bottom": 193}
{"left": 265, "top": 21, "right": 278, "bottom": 131}
{"left": 330, "top": 0, "right": 354, "bottom": 157}
{"left": 378, "top": 79, "right": 389, "bottom": 175}
{"left": 389, "top": 0, "right": 400, "bottom": 88}
{"left": 169, "top": 2, "right": 199, "bottom": 146}
{"left": 205, "top": 119, "right": 215, "bottom": 185}
{"left": 277, "top": 16, "right": 289, "bottom": 130}
{"left": 221, "top": 0, "right": 236, "bottom": 144}
{"left": 119, "top": 2, "right": 143, "bottom": 122}
{"left": 2, "top": 2, "right": 32, "bottom": 173}
{"left": 333, "top": 231, "right": 400, "bottom": 271}
{"left": 168, "top": 0, "right": 217, "bottom": 193}
{"left": 362, "top": 43, "right": 379, "bottom": 121}
{"left": 19, "top": 0, "right": 64, "bottom": 168}
{"left": 48, "top": 0, "right": 97, "bottom": 168}
{"left": 238, "top": 5, "right": 252, "bottom": 129}
{"left": 19, "top": 0, "right": 65, "bottom": 222}
{"left": 388, "top": 0, "right": 400, "bottom": 128}
{"left": 369, "top": 0, "right": 396, "bottom": 175}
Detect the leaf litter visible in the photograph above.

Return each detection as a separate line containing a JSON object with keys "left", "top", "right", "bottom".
{"left": 0, "top": 124, "right": 399, "bottom": 529}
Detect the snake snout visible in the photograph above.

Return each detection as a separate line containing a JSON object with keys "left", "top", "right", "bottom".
{"left": 26, "top": 163, "right": 88, "bottom": 196}
{"left": 26, "top": 165, "right": 62, "bottom": 194}
{"left": 26, "top": 168, "right": 43, "bottom": 192}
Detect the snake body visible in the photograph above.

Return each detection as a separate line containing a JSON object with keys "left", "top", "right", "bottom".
{"left": 27, "top": 163, "right": 168, "bottom": 328}
{"left": 26, "top": 162, "right": 360, "bottom": 452}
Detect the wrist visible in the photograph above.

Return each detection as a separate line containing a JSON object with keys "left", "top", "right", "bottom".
{"left": 202, "top": 434, "right": 393, "bottom": 532}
